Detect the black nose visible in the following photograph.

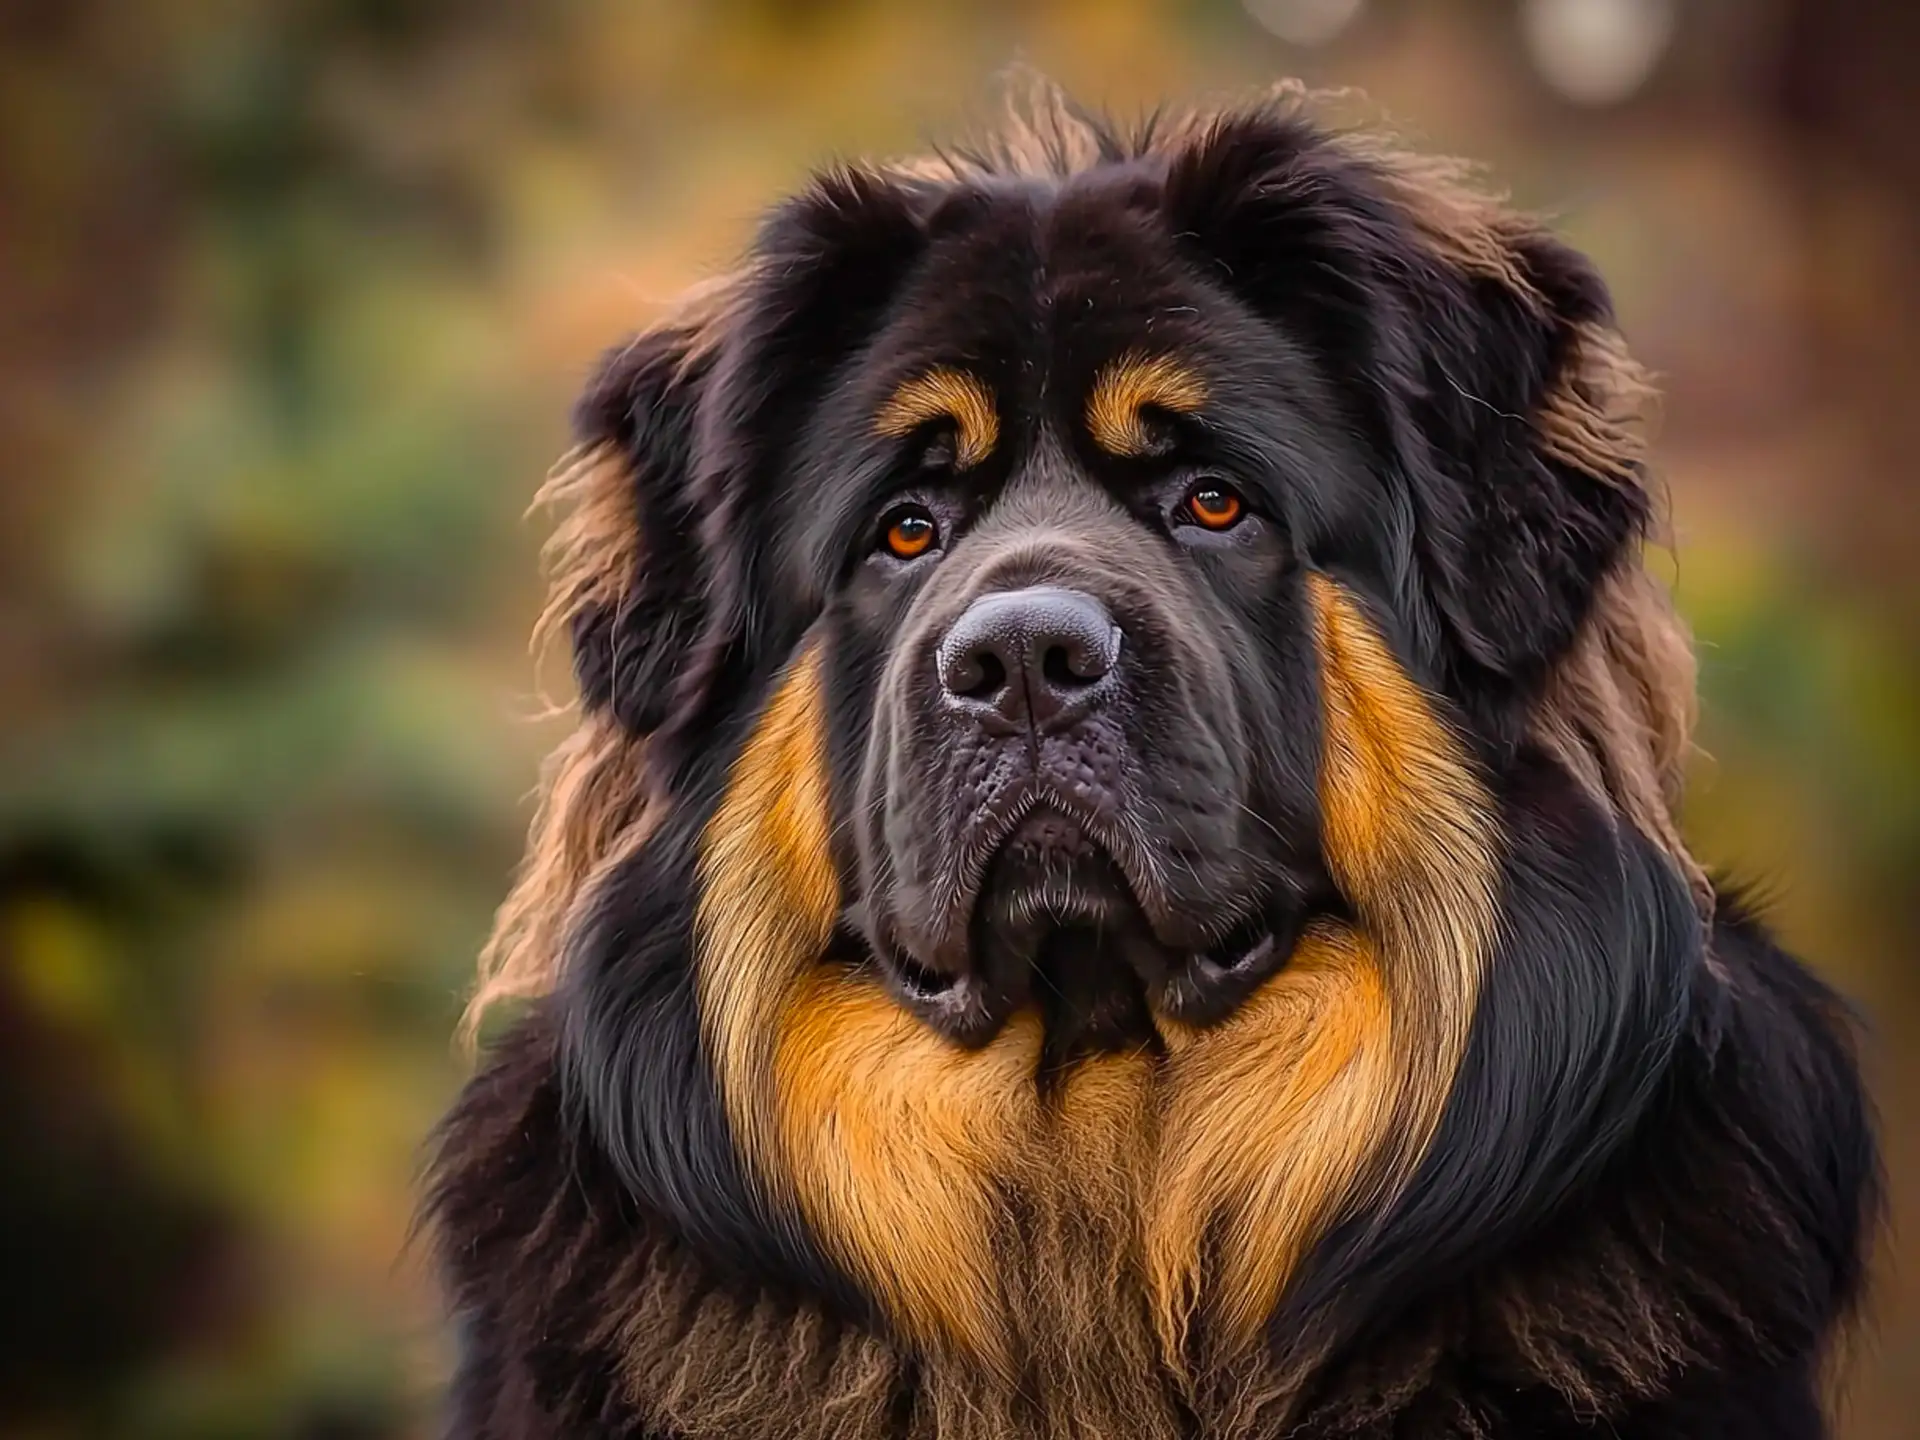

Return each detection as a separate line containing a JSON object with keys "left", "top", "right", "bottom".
{"left": 937, "top": 586, "right": 1121, "bottom": 726}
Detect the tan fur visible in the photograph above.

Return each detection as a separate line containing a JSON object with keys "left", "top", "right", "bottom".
{"left": 1084, "top": 351, "right": 1209, "bottom": 456}
{"left": 1343, "top": 129, "right": 1538, "bottom": 298}
{"left": 462, "top": 712, "right": 655, "bottom": 1045}
{"left": 1537, "top": 322, "right": 1660, "bottom": 484}
{"left": 1147, "top": 925, "right": 1394, "bottom": 1361}
{"left": 695, "top": 643, "right": 842, "bottom": 1173}
{"left": 461, "top": 436, "right": 659, "bottom": 1041}
{"left": 466, "top": 433, "right": 668, "bottom": 1044}
{"left": 773, "top": 976, "right": 1039, "bottom": 1366}
{"left": 527, "top": 443, "right": 644, "bottom": 673}
{"left": 1307, "top": 573, "right": 1498, "bottom": 1055}
{"left": 875, "top": 367, "right": 1000, "bottom": 469}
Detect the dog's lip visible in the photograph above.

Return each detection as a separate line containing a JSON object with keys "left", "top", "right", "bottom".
{"left": 868, "top": 802, "right": 1323, "bottom": 1039}
{"left": 976, "top": 807, "right": 1124, "bottom": 908}
{"left": 877, "top": 782, "right": 1330, "bottom": 1023}
{"left": 953, "top": 785, "right": 1142, "bottom": 917}
{"left": 917, "top": 786, "right": 1280, "bottom": 969}
{"left": 1195, "top": 909, "right": 1276, "bottom": 975}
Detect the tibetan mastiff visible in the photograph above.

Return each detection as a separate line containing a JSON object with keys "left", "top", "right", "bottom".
{"left": 427, "top": 85, "right": 1880, "bottom": 1439}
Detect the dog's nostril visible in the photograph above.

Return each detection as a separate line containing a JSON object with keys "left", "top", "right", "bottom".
{"left": 948, "top": 649, "right": 1007, "bottom": 702}
{"left": 1043, "top": 636, "right": 1112, "bottom": 689}
{"left": 1042, "top": 645, "right": 1076, "bottom": 690}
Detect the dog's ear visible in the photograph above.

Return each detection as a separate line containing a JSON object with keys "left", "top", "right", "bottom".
{"left": 561, "top": 324, "right": 717, "bottom": 736}
{"left": 1163, "top": 112, "right": 1651, "bottom": 698}
{"left": 559, "top": 168, "right": 937, "bottom": 764}
{"left": 1388, "top": 226, "right": 1652, "bottom": 693}
{"left": 656, "top": 168, "right": 936, "bottom": 718}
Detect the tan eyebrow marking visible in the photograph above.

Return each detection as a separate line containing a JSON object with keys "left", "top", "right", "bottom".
{"left": 874, "top": 367, "right": 999, "bottom": 469}
{"left": 1085, "top": 351, "right": 1208, "bottom": 456}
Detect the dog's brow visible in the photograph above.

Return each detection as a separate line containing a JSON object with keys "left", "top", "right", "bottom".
{"left": 1085, "top": 351, "right": 1207, "bottom": 456}
{"left": 874, "top": 367, "right": 999, "bottom": 468}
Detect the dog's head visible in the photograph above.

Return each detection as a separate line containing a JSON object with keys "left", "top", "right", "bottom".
{"left": 471, "top": 85, "right": 1706, "bottom": 1415}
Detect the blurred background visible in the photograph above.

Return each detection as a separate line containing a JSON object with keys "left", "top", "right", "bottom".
{"left": 1, "top": 0, "right": 1914, "bottom": 1435}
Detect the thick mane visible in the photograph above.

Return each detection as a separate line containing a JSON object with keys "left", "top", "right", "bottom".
{"left": 463, "top": 294, "right": 733, "bottom": 1038}
{"left": 459, "top": 447, "right": 656, "bottom": 1041}
{"left": 461, "top": 77, "right": 1701, "bottom": 1040}
{"left": 1533, "top": 564, "right": 1706, "bottom": 905}
{"left": 430, "top": 75, "right": 1877, "bottom": 1440}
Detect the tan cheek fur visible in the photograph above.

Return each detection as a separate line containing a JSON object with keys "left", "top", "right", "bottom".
{"left": 695, "top": 645, "right": 841, "bottom": 1188}
{"left": 1308, "top": 572, "right": 1498, "bottom": 1105}
{"left": 696, "top": 579, "right": 1498, "bottom": 1372}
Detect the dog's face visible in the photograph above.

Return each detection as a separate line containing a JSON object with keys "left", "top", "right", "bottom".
{"left": 820, "top": 201, "right": 1347, "bottom": 1051}
{"left": 506, "top": 96, "right": 1702, "bottom": 1401}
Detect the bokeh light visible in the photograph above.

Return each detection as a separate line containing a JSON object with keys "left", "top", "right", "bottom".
{"left": 1243, "top": 0, "right": 1367, "bottom": 48}
{"left": 1521, "top": 0, "right": 1677, "bottom": 106}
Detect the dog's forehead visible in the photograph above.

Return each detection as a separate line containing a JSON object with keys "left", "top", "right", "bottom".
{"left": 770, "top": 170, "right": 1334, "bottom": 590}
{"left": 868, "top": 174, "right": 1221, "bottom": 433}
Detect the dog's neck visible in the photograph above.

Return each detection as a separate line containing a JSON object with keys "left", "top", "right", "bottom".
{"left": 429, "top": 996, "right": 1805, "bottom": 1440}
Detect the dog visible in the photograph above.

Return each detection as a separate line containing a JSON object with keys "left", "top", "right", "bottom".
{"left": 425, "top": 83, "right": 1880, "bottom": 1439}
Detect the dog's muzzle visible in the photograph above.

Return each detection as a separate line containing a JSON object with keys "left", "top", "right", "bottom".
{"left": 871, "top": 582, "right": 1325, "bottom": 1056}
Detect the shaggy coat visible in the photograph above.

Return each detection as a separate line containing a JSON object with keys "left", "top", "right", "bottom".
{"left": 426, "top": 85, "right": 1879, "bottom": 1440}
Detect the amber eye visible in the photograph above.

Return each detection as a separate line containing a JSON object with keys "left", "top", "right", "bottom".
{"left": 1183, "top": 483, "right": 1245, "bottom": 531}
{"left": 880, "top": 506, "right": 939, "bottom": 560}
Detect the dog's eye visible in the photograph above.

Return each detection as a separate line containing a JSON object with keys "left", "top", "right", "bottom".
{"left": 1180, "top": 482, "right": 1245, "bottom": 531}
{"left": 879, "top": 505, "right": 940, "bottom": 560}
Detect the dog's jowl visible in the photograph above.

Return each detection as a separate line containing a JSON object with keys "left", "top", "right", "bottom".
{"left": 426, "top": 84, "right": 1880, "bottom": 1440}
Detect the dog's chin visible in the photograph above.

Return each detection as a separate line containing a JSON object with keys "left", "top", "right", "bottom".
{"left": 876, "top": 807, "right": 1316, "bottom": 1048}
{"left": 972, "top": 807, "right": 1141, "bottom": 964}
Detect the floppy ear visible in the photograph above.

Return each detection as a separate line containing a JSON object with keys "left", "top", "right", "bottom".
{"left": 652, "top": 167, "right": 935, "bottom": 727}
{"left": 1389, "top": 227, "right": 1652, "bottom": 691}
{"left": 1163, "top": 112, "right": 1650, "bottom": 698}
{"left": 567, "top": 170, "right": 931, "bottom": 747}
{"left": 562, "top": 325, "right": 716, "bottom": 736}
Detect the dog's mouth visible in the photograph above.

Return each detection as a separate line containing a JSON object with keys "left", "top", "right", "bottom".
{"left": 874, "top": 801, "right": 1329, "bottom": 1048}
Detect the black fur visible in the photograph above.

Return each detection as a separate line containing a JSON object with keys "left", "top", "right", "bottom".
{"left": 1162, "top": 112, "right": 1647, "bottom": 725}
{"left": 426, "top": 96, "right": 1880, "bottom": 1439}
{"left": 569, "top": 325, "right": 714, "bottom": 736}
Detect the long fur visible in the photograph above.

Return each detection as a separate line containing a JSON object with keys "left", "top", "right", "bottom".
{"left": 426, "top": 79, "right": 1880, "bottom": 1440}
